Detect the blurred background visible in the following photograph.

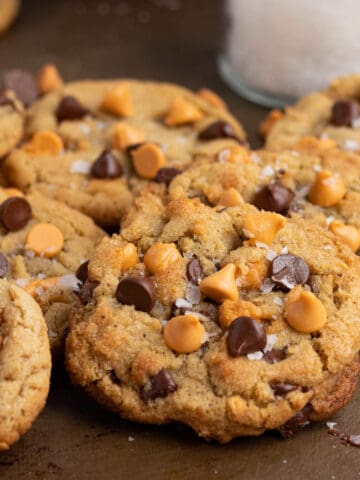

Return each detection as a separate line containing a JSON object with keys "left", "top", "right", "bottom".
{"left": 0, "top": 0, "right": 266, "bottom": 145}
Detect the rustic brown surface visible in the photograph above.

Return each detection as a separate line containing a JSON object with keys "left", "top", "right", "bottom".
{"left": 1, "top": 1, "right": 360, "bottom": 478}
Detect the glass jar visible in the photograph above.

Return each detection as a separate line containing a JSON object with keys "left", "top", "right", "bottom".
{"left": 219, "top": 0, "right": 360, "bottom": 107}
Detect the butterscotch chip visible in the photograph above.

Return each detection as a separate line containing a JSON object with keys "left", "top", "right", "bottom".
{"left": 144, "top": 243, "right": 182, "bottom": 274}
{"left": 197, "top": 88, "right": 227, "bottom": 110}
{"left": 25, "top": 277, "right": 59, "bottom": 297}
{"left": 164, "top": 97, "right": 203, "bottom": 126}
{"left": 25, "top": 223, "right": 64, "bottom": 258}
{"left": 294, "top": 136, "right": 337, "bottom": 153}
{"left": 243, "top": 212, "right": 286, "bottom": 245}
{"left": 112, "top": 123, "right": 145, "bottom": 150}
{"left": 24, "top": 130, "right": 63, "bottom": 156}
{"left": 219, "top": 300, "right": 262, "bottom": 329}
{"left": 101, "top": 84, "right": 134, "bottom": 117}
{"left": 2, "top": 188, "right": 23, "bottom": 198}
{"left": 329, "top": 220, "right": 360, "bottom": 252}
{"left": 163, "top": 315, "right": 205, "bottom": 353}
{"left": 218, "top": 145, "right": 251, "bottom": 163}
{"left": 132, "top": 143, "right": 166, "bottom": 179}
{"left": 259, "top": 110, "right": 283, "bottom": 138}
{"left": 308, "top": 170, "right": 346, "bottom": 207}
{"left": 37, "top": 64, "right": 64, "bottom": 94}
{"left": 218, "top": 188, "right": 243, "bottom": 207}
{"left": 200, "top": 263, "right": 238, "bottom": 302}
{"left": 284, "top": 286, "right": 327, "bottom": 333}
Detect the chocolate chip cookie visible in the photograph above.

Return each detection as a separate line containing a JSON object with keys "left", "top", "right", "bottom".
{"left": 66, "top": 194, "right": 360, "bottom": 442}
{"left": 169, "top": 143, "right": 360, "bottom": 253}
{"left": 0, "top": 188, "right": 105, "bottom": 358}
{"left": 5, "top": 79, "right": 246, "bottom": 227}
{"left": 0, "top": 279, "right": 51, "bottom": 450}
{"left": 264, "top": 73, "right": 360, "bottom": 152}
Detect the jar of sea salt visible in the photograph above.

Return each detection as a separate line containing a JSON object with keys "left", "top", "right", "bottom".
{"left": 219, "top": 0, "right": 360, "bottom": 107}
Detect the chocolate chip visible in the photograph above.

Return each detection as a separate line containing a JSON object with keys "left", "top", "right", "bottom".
{"left": 78, "top": 280, "right": 99, "bottom": 305}
{"left": 253, "top": 183, "right": 294, "bottom": 214}
{"left": 0, "top": 197, "right": 32, "bottom": 232}
{"left": 186, "top": 257, "right": 203, "bottom": 285}
{"left": 271, "top": 254, "right": 310, "bottom": 291}
{"left": 198, "top": 121, "right": 241, "bottom": 142}
{"left": 263, "top": 348, "right": 285, "bottom": 364}
{"left": 153, "top": 167, "right": 181, "bottom": 185}
{"left": 1, "top": 70, "right": 38, "bottom": 106}
{"left": 226, "top": 316, "right": 266, "bottom": 357}
{"left": 76, "top": 260, "right": 89, "bottom": 284}
{"left": 270, "top": 382, "right": 297, "bottom": 396}
{"left": 140, "top": 369, "right": 177, "bottom": 402}
{"left": 56, "top": 96, "right": 89, "bottom": 122}
{"left": 90, "top": 149, "right": 122, "bottom": 179}
{"left": 332, "top": 100, "right": 360, "bottom": 127}
{"left": 347, "top": 434, "right": 360, "bottom": 447}
{"left": 115, "top": 277, "right": 155, "bottom": 313}
{"left": 279, "top": 404, "right": 313, "bottom": 438}
{"left": 0, "top": 253, "right": 8, "bottom": 278}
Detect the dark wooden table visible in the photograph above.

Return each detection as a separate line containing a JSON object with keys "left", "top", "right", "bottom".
{"left": 1, "top": 1, "right": 360, "bottom": 479}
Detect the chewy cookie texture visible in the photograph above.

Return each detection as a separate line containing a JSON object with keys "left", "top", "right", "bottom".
{"left": 0, "top": 279, "right": 51, "bottom": 450}
{"left": 4, "top": 79, "right": 246, "bottom": 228}
{"left": 264, "top": 73, "right": 360, "bottom": 152}
{"left": 0, "top": 188, "right": 105, "bottom": 358}
{"left": 66, "top": 194, "right": 360, "bottom": 442}
{"left": 169, "top": 141, "right": 360, "bottom": 252}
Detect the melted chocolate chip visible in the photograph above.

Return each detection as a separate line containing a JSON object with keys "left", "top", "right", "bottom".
{"left": 198, "top": 121, "right": 241, "bottom": 142}
{"left": 1, "top": 70, "right": 38, "bottom": 106}
{"left": 226, "top": 316, "right": 266, "bottom": 357}
{"left": 140, "top": 369, "right": 177, "bottom": 402}
{"left": 153, "top": 167, "right": 181, "bottom": 185}
{"left": 56, "top": 96, "right": 89, "bottom": 122}
{"left": 78, "top": 280, "right": 99, "bottom": 305}
{"left": 0, "top": 253, "right": 8, "bottom": 278}
{"left": 115, "top": 277, "right": 155, "bottom": 313}
{"left": 332, "top": 100, "right": 360, "bottom": 127}
{"left": 271, "top": 254, "right": 310, "bottom": 291}
{"left": 0, "top": 197, "right": 32, "bottom": 232}
{"left": 76, "top": 261, "right": 89, "bottom": 284}
{"left": 279, "top": 404, "right": 313, "bottom": 438}
{"left": 263, "top": 348, "right": 286, "bottom": 364}
{"left": 186, "top": 257, "right": 203, "bottom": 285}
{"left": 270, "top": 382, "right": 298, "bottom": 396}
{"left": 347, "top": 434, "right": 360, "bottom": 447}
{"left": 253, "top": 183, "right": 294, "bottom": 214}
{"left": 91, "top": 149, "right": 122, "bottom": 179}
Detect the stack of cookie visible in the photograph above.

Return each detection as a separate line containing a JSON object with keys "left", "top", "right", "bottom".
{"left": 1, "top": 65, "right": 360, "bottom": 446}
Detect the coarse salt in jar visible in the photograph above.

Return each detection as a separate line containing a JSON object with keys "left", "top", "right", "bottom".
{"left": 219, "top": 0, "right": 360, "bottom": 107}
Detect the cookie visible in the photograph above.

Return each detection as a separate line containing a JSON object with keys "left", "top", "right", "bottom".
{"left": 169, "top": 143, "right": 360, "bottom": 252}
{"left": 0, "top": 0, "right": 20, "bottom": 35}
{"left": 0, "top": 279, "right": 51, "bottom": 450}
{"left": 4, "top": 79, "right": 246, "bottom": 227}
{"left": 0, "top": 188, "right": 105, "bottom": 358}
{"left": 0, "top": 90, "right": 24, "bottom": 159}
{"left": 264, "top": 73, "right": 360, "bottom": 152}
{"left": 65, "top": 194, "right": 360, "bottom": 442}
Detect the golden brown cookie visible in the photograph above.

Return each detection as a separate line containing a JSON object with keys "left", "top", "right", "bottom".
{"left": 0, "top": 279, "right": 51, "bottom": 450}
{"left": 4, "top": 79, "right": 246, "bottom": 228}
{"left": 66, "top": 195, "right": 360, "bottom": 442}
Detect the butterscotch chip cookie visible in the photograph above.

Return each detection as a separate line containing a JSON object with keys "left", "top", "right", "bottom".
{"left": 264, "top": 73, "right": 360, "bottom": 152}
{"left": 0, "top": 279, "right": 51, "bottom": 450}
{"left": 0, "top": 188, "right": 105, "bottom": 358}
{"left": 65, "top": 194, "right": 360, "bottom": 442}
{"left": 169, "top": 145, "right": 360, "bottom": 252}
{"left": 5, "top": 79, "right": 246, "bottom": 227}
